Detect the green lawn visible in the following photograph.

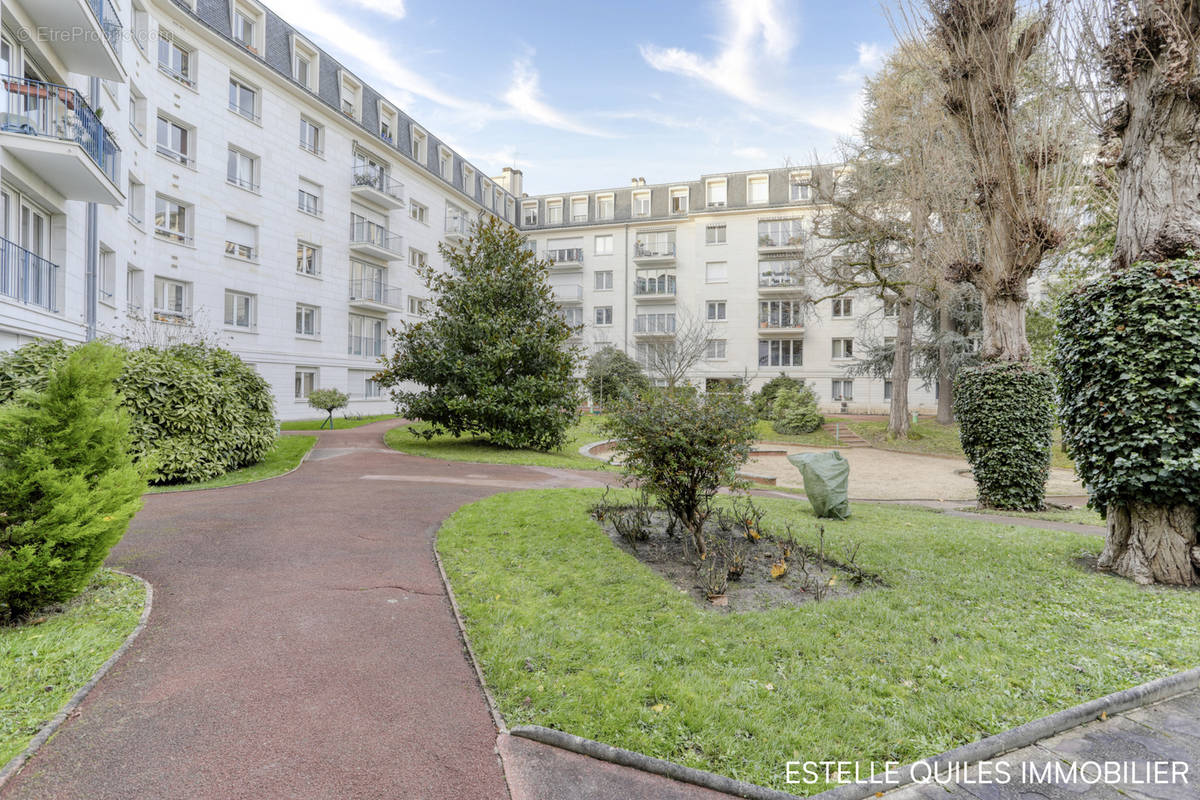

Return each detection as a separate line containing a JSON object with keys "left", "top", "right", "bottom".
{"left": 280, "top": 413, "right": 400, "bottom": 430}
{"left": 146, "top": 435, "right": 316, "bottom": 493}
{"left": 847, "top": 419, "right": 1075, "bottom": 471}
{"left": 0, "top": 570, "right": 145, "bottom": 765}
{"left": 438, "top": 489, "right": 1200, "bottom": 795}
{"left": 753, "top": 419, "right": 842, "bottom": 448}
{"left": 962, "top": 506, "right": 1106, "bottom": 527}
{"left": 384, "top": 415, "right": 614, "bottom": 471}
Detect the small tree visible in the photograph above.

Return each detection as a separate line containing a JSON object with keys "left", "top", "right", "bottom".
{"left": 307, "top": 388, "right": 350, "bottom": 430}
{"left": 751, "top": 374, "right": 805, "bottom": 419}
{"left": 376, "top": 217, "right": 580, "bottom": 451}
{"left": 0, "top": 342, "right": 146, "bottom": 620}
{"left": 637, "top": 308, "right": 714, "bottom": 389}
{"left": 585, "top": 345, "right": 649, "bottom": 406}
{"left": 605, "top": 388, "right": 757, "bottom": 558}
{"left": 772, "top": 384, "right": 824, "bottom": 435}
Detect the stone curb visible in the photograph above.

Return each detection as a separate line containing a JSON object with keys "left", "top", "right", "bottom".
{"left": 145, "top": 435, "right": 317, "bottom": 496}
{"left": 0, "top": 570, "right": 154, "bottom": 791}
{"left": 508, "top": 725, "right": 800, "bottom": 800}
{"left": 808, "top": 665, "right": 1200, "bottom": 800}
{"left": 579, "top": 439, "right": 616, "bottom": 461}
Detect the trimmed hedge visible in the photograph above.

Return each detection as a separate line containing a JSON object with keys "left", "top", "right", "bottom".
{"left": 771, "top": 384, "right": 824, "bottom": 434}
{"left": 1055, "top": 260, "right": 1200, "bottom": 512}
{"left": 953, "top": 362, "right": 1054, "bottom": 510}
{"left": 0, "top": 341, "right": 276, "bottom": 485}
{"left": 0, "top": 342, "right": 146, "bottom": 619}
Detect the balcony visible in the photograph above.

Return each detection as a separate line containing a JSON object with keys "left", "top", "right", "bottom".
{"left": 758, "top": 271, "right": 805, "bottom": 293}
{"left": 23, "top": 0, "right": 124, "bottom": 81}
{"left": 445, "top": 207, "right": 472, "bottom": 241}
{"left": 633, "top": 237, "right": 676, "bottom": 263}
{"left": 633, "top": 315, "right": 676, "bottom": 337}
{"left": 351, "top": 165, "right": 406, "bottom": 210}
{"left": 0, "top": 237, "right": 60, "bottom": 313}
{"left": 634, "top": 275, "right": 676, "bottom": 298}
{"left": 349, "top": 219, "right": 403, "bottom": 260}
{"left": 758, "top": 221, "right": 805, "bottom": 252}
{"left": 551, "top": 283, "right": 583, "bottom": 303}
{"left": 349, "top": 279, "right": 403, "bottom": 312}
{"left": 348, "top": 335, "right": 387, "bottom": 359}
{"left": 545, "top": 248, "right": 584, "bottom": 269}
{"left": 758, "top": 321, "right": 805, "bottom": 336}
{"left": 0, "top": 76, "right": 122, "bottom": 205}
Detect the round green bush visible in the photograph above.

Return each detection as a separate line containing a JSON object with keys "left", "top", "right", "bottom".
{"left": 771, "top": 384, "right": 823, "bottom": 434}
{"left": 752, "top": 374, "right": 805, "bottom": 419}
{"left": 1055, "top": 260, "right": 1200, "bottom": 512}
{"left": 0, "top": 341, "right": 276, "bottom": 485}
{"left": 953, "top": 362, "right": 1054, "bottom": 510}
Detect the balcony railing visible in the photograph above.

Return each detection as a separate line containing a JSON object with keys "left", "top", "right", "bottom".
{"left": 350, "top": 219, "right": 403, "bottom": 255}
{"left": 348, "top": 335, "right": 386, "bottom": 358}
{"left": 634, "top": 315, "right": 676, "bottom": 335}
{"left": 634, "top": 276, "right": 676, "bottom": 296}
{"left": 758, "top": 271, "right": 804, "bottom": 288}
{"left": 545, "top": 247, "right": 584, "bottom": 265}
{"left": 352, "top": 165, "right": 405, "bottom": 204}
{"left": 0, "top": 237, "right": 59, "bottom": 313}
{"left": 349, "top": 279, "right": 402, "bottom": 307}
{"left": 551, "top": 283, "right": 583, "bottom": 302}
{"left": 0, "top": 76, "right": 121, "bottom": 184}
{"left": 634, "top": 239, "right": 676, "bottom": 259}
{"left": 89, "top": 0, "right": 124, "bottom": 53}
{"left": 445, "top": 207, "right": 472, "bottom": 237}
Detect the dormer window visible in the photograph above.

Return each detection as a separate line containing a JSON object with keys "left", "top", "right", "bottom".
{"left": 231, "top": 2, "right": 264, "bottom": 54}
{"left": 411, "top": 126, "right": 427, "bottom": 163}
{"left": 379, "top": 103, "right": 397, "bottom": 143}
{"left": 438, "top": 146, "right": 452, "bottom": 181}
{"left": 706, "top": 178, "right": 727, "bottom": 207}
{"left": 462, "top": 164, "right": 475, "bottom": 195}
{"left": 233, "top": 11, "right": 254, "bottom": 48}
{"left": 292, "top": 36, "right": 319, "bottom": 92}
{"left": 748, "top": 174, "right": 769, "bottom": 204}
{"left": 670, "top": 187, "right": 688, "bottom": 214}
{"left": 481, "top": 181, "right": 493, "bottom": 209}
{"left": 632, "top": 190, "right": 651, "bottom": 217}
{"left": 340, "top": 72, "right": 362, "bottom": 121}
{"left": 522, "top": 201, "right": 538, "bottom": 226}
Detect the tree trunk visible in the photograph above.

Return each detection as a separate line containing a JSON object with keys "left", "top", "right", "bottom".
{"left": 887, "top": 294, "right": 915, "bottom": 438}
{"left": 979, "top": 294, "right": 1029, "bottom": 362}
{"left": 1099, "top": 502, "right": 1199, "bottom": 586}
{"left": 936, "top": 303, "right": 954, "bottom": 424}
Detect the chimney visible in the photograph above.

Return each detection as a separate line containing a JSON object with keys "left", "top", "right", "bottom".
{"left": 631, "top": 178, "right": 639, "bottom": 186}
{"left": 493, "top": 166, "right": 523, "bottom": 197}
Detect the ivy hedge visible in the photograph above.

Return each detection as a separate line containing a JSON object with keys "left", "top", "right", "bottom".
{"left": 1055, "top": 259, "right": 1200, "bottom": 513}
{"left": 954, "top": 362, "right": 1054, "bottom": 510}
{"left": 0, "top": 341, "right": 276, "bottom": 485}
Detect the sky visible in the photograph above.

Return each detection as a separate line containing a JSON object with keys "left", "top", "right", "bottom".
{"left": 281, "top": 0, "right": 900, "bottom": 195}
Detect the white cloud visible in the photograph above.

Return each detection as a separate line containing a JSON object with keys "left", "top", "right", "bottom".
{"left": 344, "top": 0, "right": 406, "bottom": 20}
{"left": 733, "top": 146, "right": 769, "bottom": 160}
{"left": 502, "top": 54, "right": 615, "bottom": 137}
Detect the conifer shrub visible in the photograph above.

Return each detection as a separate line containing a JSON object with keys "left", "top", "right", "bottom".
{"left": 771, "top": 384, "right": 824, "bottom": 435}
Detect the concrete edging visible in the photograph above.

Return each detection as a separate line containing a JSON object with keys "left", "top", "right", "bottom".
{"left": 0, "top": 570, "right": 154, "bottom": 791}
{"left": 509, "top": 725, "right": 800, "bottom": 800}
{"left": 145, "top": 435, "right": 318, "bottom": 496}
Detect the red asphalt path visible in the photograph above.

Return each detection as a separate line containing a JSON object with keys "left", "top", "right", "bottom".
{"left": 1, "top": 420, "right": 615, "bottom": 800}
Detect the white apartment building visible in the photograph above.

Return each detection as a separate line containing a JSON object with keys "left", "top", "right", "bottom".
{"left": 517, "top": 171, "right": 938, "bottom": 413}
{"left": 1, "top": 0, "right": 933, "bottom": 417}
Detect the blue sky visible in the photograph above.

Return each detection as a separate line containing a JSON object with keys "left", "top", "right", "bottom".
{"left": 282, "top": 0, "right": 898, "bottom": 194}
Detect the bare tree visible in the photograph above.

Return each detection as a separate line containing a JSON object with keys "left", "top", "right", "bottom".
{"left": 637, "top": 308, "right": 716, "bottom": 389}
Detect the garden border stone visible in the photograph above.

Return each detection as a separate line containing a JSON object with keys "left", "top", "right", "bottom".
{"left": 0, "top": 570, "right": 153, "bottom": 791}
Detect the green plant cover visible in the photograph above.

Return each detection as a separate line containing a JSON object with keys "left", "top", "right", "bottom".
{"left": 787, "top": 451, "right": 851, "bottom": 519}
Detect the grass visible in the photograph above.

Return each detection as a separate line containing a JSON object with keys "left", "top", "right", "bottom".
{"left": 0, "top": 570, "right": 145, "bottom": 766}
{"left": 963, "top": 506, "right": 1106, "bottom": 527}
{"left": 753, "top": 418, "right": 842, "bottom": 448}
{"left": 279, "top": 413, "right": 400, "bottom": 430}
{"left": 384, "top": 414, "right": 614, "bottom": 471}
{"left": 847, "top": 419, "right": 1076, "bottom": 471}
{"left": 438, "top": 489, "right": 1200, "bottom": 795}
{"left": 146, "top": 435, "right": 316, "bottom": 493}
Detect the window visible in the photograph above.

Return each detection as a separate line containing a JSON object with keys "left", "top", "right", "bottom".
{"left": 760, "top": 299, "right": 804, "bottom": 328}
{"left": 295, "top": 369, "right": 317, "bottom": 400}
{"left": 595, "top": 306, "right": 613, "bottom": 326}
{"left": 126, "top": 267, "right": 144, "bottom": 316}
{"left": 594, "top": 234, "right": 613, "bottom": 255}
{"left": 706, "top": 224, "right": 726, "bottom": 245}
{"left": 706, "top": 339, "right": 727, "bottom": 360}
{"left": 154, "top": 196, "right": 191, "bottom": 244}
{"left": 570, "top": 197, "right": 588, "bottom": 222}
{"left": 128, "top": 85, "right": 147, "bottom": 140}
{"left": 294, "top": 53, "right": 311, "bottom": 89}
{"left": 670, "top": 188, "right": 688, "bottom": 214}
{"left": 127, "top": 177, "right": 145, "bottom": 226}
{"left": 98, "top": 247, "right": 115, "bottom": 305}
{"left": 758, "top": 339, "right": 803, "bottom": 367}
{"left": 227, "top": 148, "right": 258, "bottom": 192}
{"left": 883, "top": 380, "right": 893, "bottom": 401}
{"left": 132, "top": 2, "right": 150, "bottom": 56}
{"left": 411, "top": 126, "right": 427, "bottom": 163}
{"left": 380, "top": 104, "right": 397, "bottom": 143}
{"left": 634, "top": 268, "right": 675, "bottom": 296}
{"left": 409, "top": 248, "right": 427, "bottom": 269}
{"left": 361, "top": 373, "right": 382, "bottom": 399}
{"left": 758, "top": 258, "right": 804, "bottom": 287}
{"left": 506, "top": 197, "right": 516, "bottom": 222}
{"left": 790, "top": 172, "right": 812, "bottom": 202}
{"left": 883, "top": 296, "right": 899, "bottom": 317}
{"left": 748, "top": 175, "right": 769, "bottom": 204}
{"left": 299, "top": 117, "right": 322, "bottom": 155}
{"left": 410, "top": 201, "right": 428, "bottom": 224}
{"left": 706, "top": 179, "right": 727, "bottom": 207}
{"left": 560, "top": 307, "right": 583, "bottom": 327}
{"left": 296, "top": 242, "right": 320, "bottom": 276}
{"left": 228, "top": 77, "right": 259, "bottom": 122}
{"left": 758, "top": 219, "right": 804, "bottom": 248}
{"left": 634, "top": 312, "right": 675, "bottom": 334}
{"left": 340, "top": 72, "right": 362, "bottom": 120}
{"left": 437, "top": 147, "right": 452, "bottom": 181}
{"left": 596, "top": 194, "right": 614, "bottom": 220}
{"left": 832, "top": 338, "right": 855, "bottom": 359}
{"left": 706, "top": 300, "right": 727, "bottom": 321}
{"left": 832, "top": 379, "right": 854, "bottom": 401}
{"left": 297, "top": 178, "right": 321, "bottom": 215}
{"left": 594, "top": 270, "right": 613, "bottom": 291}
{"left": 705, "top": 261, "right": 727, "bottom": 283}
{"left": 296, "top": 304, "right": 319, "bottom": 336}
{"left": 460, "top": 164, "right": 476, "bottom": 195}
{"left": 408, "top": 296, "right": 429, "bottom": 316}
{"left": 546, "top": 200, "right": 563, "bottom": 224}
{"left": 225, "top": 218, "right": 258, "bottom": 260}
{"left": 632, "top": 190, "right": 650, "bottom": 217}
{"left": 522, "top": 202, "right": 538, "bottom": 226}
{"left": 224, "top": 290, "right": 255, "bottom": 329}
{"left": 832, "top": 297, "right": 854, "bottom": 318}
{"left": 293, "top": 37, "right": 318, "bottom": 91}
{"left": 156, "top": 115, "right": 193, "bottom": 166}
{"left": 232, "top": 8, "right": 258, "bottom": 51}
{"left": 153, "top": 277, "right": 190, "bottom": 321}
{"left": 349, "top": 314, "right": 386, "bottom": 357}
{"left": 481, "top": 180, "right": 493, "bottom": 209}
{"left": 157, "top": 34, "right": 194, "bottom": 86}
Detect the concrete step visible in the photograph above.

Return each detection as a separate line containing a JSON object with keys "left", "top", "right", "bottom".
{"left": 821, "top": 423, "right": 871, "bottom": 447}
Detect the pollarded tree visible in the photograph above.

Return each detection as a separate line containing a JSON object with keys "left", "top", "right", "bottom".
{"left": 307, "top": 388, "right": 349, "bottom": 430}
{"left": 376, "top": 216, "right": 580, "bottom": 451}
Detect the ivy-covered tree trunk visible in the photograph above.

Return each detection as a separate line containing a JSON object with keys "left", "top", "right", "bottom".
{"left": 887, "top": 293, "right": 916, "bottom": 438}
{"left": 936, "top": 304, "right": 955, "bottom": 424}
